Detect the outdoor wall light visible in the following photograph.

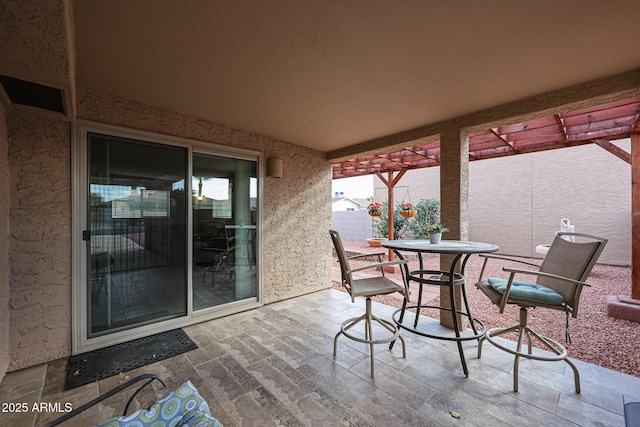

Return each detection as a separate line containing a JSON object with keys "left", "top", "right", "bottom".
{"left": 266, "top": 158, "right": 283, "bottom": 178}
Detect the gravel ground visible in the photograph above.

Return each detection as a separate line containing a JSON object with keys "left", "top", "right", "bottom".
{"left": 333, "top": 240, "right": 640, "bottom": 378}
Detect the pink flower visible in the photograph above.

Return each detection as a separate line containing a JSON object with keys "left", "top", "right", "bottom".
{"left": 367, "top": 202, "right": 382, "bottom": 212}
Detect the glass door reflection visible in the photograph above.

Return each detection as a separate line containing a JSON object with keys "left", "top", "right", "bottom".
{"left": 192, "top": 153, "right": 257, "bottom": 311}
{"left": 88, "top": 134, "right": 188, "bottom": 337}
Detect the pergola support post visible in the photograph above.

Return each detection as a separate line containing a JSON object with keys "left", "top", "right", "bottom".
{"left": 606, "top": 117, "right": 640, "bottom": 323}
{"left": 375, "top": 168, "right": 408, "bottom": 268}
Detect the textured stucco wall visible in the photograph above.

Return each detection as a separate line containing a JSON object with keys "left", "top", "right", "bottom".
{"left": 0, "top": 102, "right": 10, "bottom": 381}
{"left": 1, "top": 0, "right": 77, "bottom": 374}
{"left": 76, "top": 88, "right": 333, "bottom": 304}
{"left": 439, "top": 130, "right": 469, "bottom": 241}
{"left": 0, "top": 0, "right": 76, "bottom": 119}
{"left": 376, "top": 140, "right": 631, "bottom": 266}
{"left": 263, "top": 162, "right": 332, "bottom": 302}
{"left": 7, "top": 111, "right": 71, "bottom": 371}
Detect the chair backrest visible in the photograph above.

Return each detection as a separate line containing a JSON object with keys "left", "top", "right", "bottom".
{"left": 329, "top": 229, "right": 353, "bottom": 292}
{"left": 538, "top": 232, "right": 607, "bottom": 315}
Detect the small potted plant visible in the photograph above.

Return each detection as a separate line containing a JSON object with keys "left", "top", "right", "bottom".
{"left": 367, "top": 202, "right": 383, "bottom": 217}
{"left": 427, "top": 223, "right": 449, "bottom": 244}
{"left": 366, "top": 237, "right": 388, "bottom": 247}
{"left": 399, "top": 202, "right": 417, "bottom": 218}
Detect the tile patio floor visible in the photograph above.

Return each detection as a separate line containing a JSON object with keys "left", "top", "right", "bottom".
{"left": 1, "top": 288, "right": 639, "bottom": 427}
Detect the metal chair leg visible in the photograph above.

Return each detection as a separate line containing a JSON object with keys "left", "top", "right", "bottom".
{"left": 335, "top": 297, "right": 404, "bottom": 378}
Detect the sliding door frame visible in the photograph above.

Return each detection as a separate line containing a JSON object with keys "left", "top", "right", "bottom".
{"left": 72, "top": 120, "right": 263, "bottom": 354}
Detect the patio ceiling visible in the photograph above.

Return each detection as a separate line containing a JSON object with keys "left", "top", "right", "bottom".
{"left": 65, "top": 1, "right": 640, "bottom": 154}
{"left": 332, "top": 96, "right": 640, "bottom": 179}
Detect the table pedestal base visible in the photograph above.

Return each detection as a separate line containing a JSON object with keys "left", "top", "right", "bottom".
{"left": 392, "top": 304, "right": 485, "bottom": 377}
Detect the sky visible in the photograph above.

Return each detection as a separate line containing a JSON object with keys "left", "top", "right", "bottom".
{"left": 195, "top": 177, "right": 258, "bottom": 199}
{"left": 331, "top": 175, "right": 374, "bottom": 199}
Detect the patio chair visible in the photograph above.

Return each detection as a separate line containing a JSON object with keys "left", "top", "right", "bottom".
{"left": 198, "top": 234, "right": 227, "bottom": 284}
{"left": 208, "top": 228, "right": 240, "bottom": 286}
{"left": 475, "top": 231, "right": 607, "bottom": 392}
{"left": 90, "top": 252, "right": 114, "bottom": 294}
{"left": 210, "top": 225, "right": 256, "bottom": 285}
{"left": 42, "top": 374, "right": 222, "bottom": 426}
{"left": 330, "top": 229, "right": 410, "bottom": 377}
{"left": 625, "top": 402, "right": 640, "bottom": 427}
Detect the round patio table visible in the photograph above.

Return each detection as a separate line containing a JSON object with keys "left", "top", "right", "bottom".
{"left": 382, "top": 239, "right": 499, "bottom": 377}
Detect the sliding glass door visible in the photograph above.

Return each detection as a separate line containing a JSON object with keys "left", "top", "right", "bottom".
{"left": 87, "top": 134, "right": 188, "bottom": 337}
{"left": 192, "top": 153, "right": 258, "bottom": 311}
{"left": 74, "top": 122, "right": 262, "bottom": 352}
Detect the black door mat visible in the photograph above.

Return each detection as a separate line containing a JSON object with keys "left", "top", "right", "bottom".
{"left": 66, "top": 329, "right": 197, "bottom": 390}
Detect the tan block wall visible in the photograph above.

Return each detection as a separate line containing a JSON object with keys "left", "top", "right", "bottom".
{"left": 471, "top": 140, "right": 631, "bottom": 265}
{"left": 377, "top": 140, "right": 631, "bottom": 266}
{"left": 6, "top": 90, "right": 332, "bottom": 371}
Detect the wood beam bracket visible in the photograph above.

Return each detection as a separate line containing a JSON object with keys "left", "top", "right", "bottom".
{"left": 490, "top": 128, "right": 518, "bottom": 152}
{"left": 592, "top": 137, "right": 631, "bottom": 164}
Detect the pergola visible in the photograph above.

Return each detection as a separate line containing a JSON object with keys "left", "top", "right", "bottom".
{"left": 331, "top": 95, "right": 640, "bottom": 320}
{"left": 333, "top": 96, "right": 639, "bottom": 178}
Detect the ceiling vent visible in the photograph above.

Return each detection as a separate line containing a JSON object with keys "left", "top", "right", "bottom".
{"left": 0, "top": 74, "right": 65, "bottom": 114}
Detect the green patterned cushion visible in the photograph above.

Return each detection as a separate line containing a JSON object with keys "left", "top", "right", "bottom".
{"left": 488, "top": 278, "right": 564, "bottom": 305}
{"left": 95, "top": 380, "right": 222, "bottom": 427}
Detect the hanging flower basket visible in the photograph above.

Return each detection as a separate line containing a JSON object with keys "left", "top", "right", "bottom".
{"left": 367, "top": 202, "right": 383, "bottom": 217}
{"left": 399, "top": 203, "right": 417, "bottom": 218}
